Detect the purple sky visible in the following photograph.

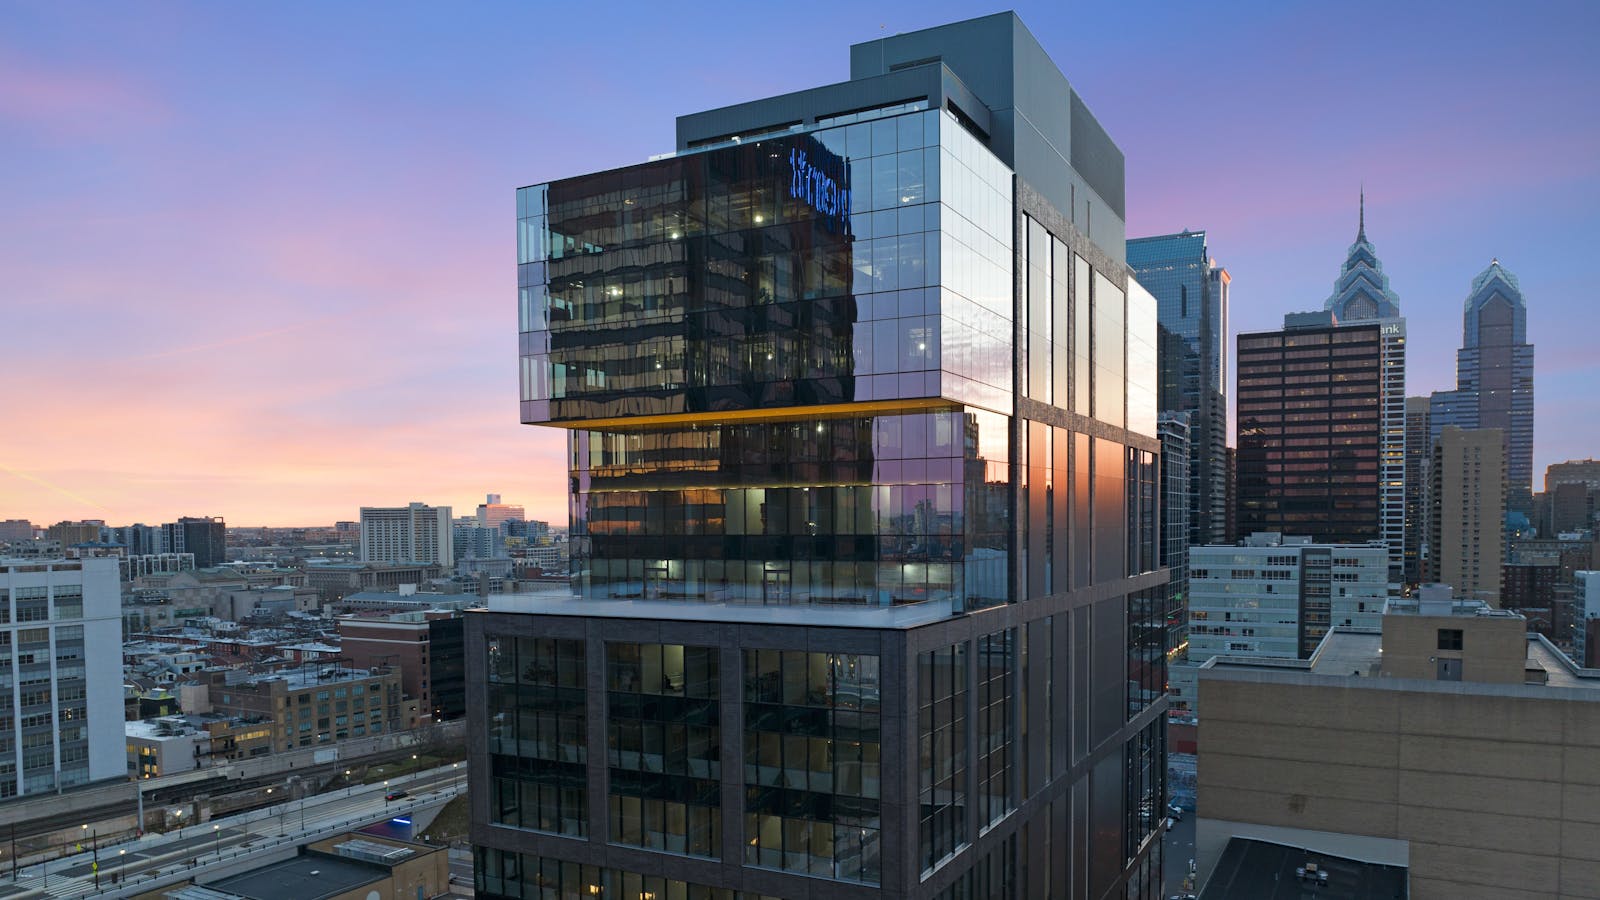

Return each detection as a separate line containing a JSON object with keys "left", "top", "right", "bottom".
{"left": 3, "top": 1, "right": 1597, "bottom": 526}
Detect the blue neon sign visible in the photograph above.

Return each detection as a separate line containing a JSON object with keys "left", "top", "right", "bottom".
{"left": 789, "top": 145, "right": 851, "bottom": 230}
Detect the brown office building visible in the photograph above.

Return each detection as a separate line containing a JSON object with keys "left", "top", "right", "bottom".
{"left": 338, "top": 611, "right": 467, "bottom": 727}
{"left": 199, "top": 665, "right": 405, "bottom": 752}
{"left": 1236, "top": 315, "right": 1391, "bottom": 548}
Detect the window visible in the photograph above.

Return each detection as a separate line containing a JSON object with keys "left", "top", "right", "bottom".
{"left": 1437, "top": 629, "right": 1463, "bottom": 651}
{"left": 605, "top": 643, "right": 720, "bottom": 858}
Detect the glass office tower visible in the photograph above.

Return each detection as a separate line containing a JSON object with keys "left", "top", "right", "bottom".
{"left": 1126, "top": 232, "right": 1228, "bottom": 548}
{"left": 1429, "top": 260, "right": 1534, "bottom": 519}
{"left": 473, "top": 13, "right": 1167, "bottom": 900}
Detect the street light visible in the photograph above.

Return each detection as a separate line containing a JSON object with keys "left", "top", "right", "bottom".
{"left": 117, "top": 848, "right": 125, "bottom": 886}
{"left": 81, "top": 825, "right": 99, "bottom": 890}
{"left": 212, "top": 824, "right": 220, "bottom": 858}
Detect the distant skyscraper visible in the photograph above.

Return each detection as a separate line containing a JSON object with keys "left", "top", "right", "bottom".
{"left": 359, "top": 502, "right": 453, "bottom": 565}
{"left": 160, "top": 516, "right": 227, "bottom": 568}
{"left": 0, "top": 520, "right": 33, "bottom": 542}
{"left": 1159, "top": 413, "right": 1192, "bottom": 656}
{"left": 1403, "top": 396, "right": 1432, "bottom": 585}
{"left": 1431, "top": 426, "right": 1506, "bottom": 603}
{"left": 1430, "top": 260, "right": 1534, "bottom": 517}
{"left": 105, "top": 523, "right": 162, "bottom": 557}
{"left": 453, "top": 522, "right": 507, "bottom": 562}
{"left": 1223, "top": 446, "right": 1237, "bottom": 544}
{"left": 1544, "top": 459, "right": 1600, "bottom": 533}
{"left": 46, "top": 520, "right": 103, "bottom": 547}
{"left": 1323, "top": 193, "right": 1402, "bottom": 323}
{"left": 476, "top": 493, "right": 525, "bottom": 529}
{"left": 1237, "top": 312, "right": 1403, "bottom": 557}
{"left": 1129, "top": 231, "right": 1229, "bottom": 546}
{"left": 1317, "top": 195, "right": 1407, "bottom": 581}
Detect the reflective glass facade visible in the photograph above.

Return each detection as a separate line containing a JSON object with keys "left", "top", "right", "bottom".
{"left": 486, "top": 638, "right": 588, "bottom": 837}
{"left": 475, "top": 13, "right": 1168, "bottom": 900}
{"left": 606, "top": 643, "right": 721, "bottom": 857}
{"left": 1126, "top": 232, "right": 1228, "bottom": 547}
{"left": 1429, "top": 261, "right": 1534, "bottom": 516}
{"left": 743, "top": 650, "right": 882, "bottom": 882}
{"left": 521, "top": 109, "right": 1017, "bottom": 613}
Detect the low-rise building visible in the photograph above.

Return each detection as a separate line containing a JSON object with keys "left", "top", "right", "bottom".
{"left": 337, "top": 611, "right": 466, "bottom": 725}
{"left": 134, "top": 834, "right": 447, "bottom": 900}
{"left": 120, "top": 553, "right": 196, "bottom": 580}
{"left": 1196, "top": 588, "right": 1600, "bottom": 899}
{"left": 302, "top": 561, "right": 444, "bottom": 604}
{"left": 200, "top": 664, "right": 405, "bottom": 752}
{"left": 125, "top": 716, "right": 209, "bottom": 777}
{"left": 1170, "top": 534, "right": 1388, "bottom": 715}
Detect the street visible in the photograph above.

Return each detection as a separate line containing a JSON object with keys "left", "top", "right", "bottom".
{"left": 0, "top": 763, "right": 466, "bottom": 899}
{"left": 1163, "top": 810, "right": 1197, "bottom": 897}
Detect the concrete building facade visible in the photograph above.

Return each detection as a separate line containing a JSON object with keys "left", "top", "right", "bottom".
{"left": 359, "top": 503, "right": 454, "bottom": 566}
{"left": 0, "top": 556, "right": 125, "bottom": 798}
{"left": 1431, "top": 425, "right": 1506, "bottom": 604}
{"left": 1169, "top": 535, "right": 1388, "bottom": 715}
{"left": 1196, "top": 597, "right": 1600, "bottom": 900}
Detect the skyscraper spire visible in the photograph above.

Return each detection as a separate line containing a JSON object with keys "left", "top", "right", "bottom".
{"left": 1325, "top": 186, "right": 1400, "bottom": 322}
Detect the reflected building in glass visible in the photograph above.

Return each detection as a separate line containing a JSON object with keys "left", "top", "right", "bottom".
{"left": 470, "top": 13, "right": 1167, "bottom": 900}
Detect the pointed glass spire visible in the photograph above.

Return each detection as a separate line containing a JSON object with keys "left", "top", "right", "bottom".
{"left": 1324, "top": 192, "right": 1400, "bottom": 321}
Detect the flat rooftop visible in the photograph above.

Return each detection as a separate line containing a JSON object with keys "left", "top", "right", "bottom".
{"left": 1202, "top": 627, "right": 1600, "bottom": 698}
{"left": 236, "top": 666, "right": 385, "bottom": 690}
{"left": 1200, "top": 837, "right": 1407, "bottom": 900}
{"left": 486, "top": 591, "right": 955, "bottom": 630}
{"left": 204, "top": 853, "right": 381, "bottom": 900}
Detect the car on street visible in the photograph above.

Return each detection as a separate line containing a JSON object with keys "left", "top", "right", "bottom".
{"left": 385, "top": 789, "right": 409, "bottom": 801}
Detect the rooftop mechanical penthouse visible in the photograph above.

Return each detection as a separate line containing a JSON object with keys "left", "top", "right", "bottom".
{"left": 473, "top": 13, "right": 1169, "bottom": 900}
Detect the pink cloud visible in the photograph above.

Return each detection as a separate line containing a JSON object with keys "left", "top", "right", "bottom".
{"left": 0, "top": 53, "right": 169, "bottom": 139}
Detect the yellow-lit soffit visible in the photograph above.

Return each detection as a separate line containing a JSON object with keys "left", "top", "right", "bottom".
{"left": 537, "top": 397, "right": 958, "bottom": 431}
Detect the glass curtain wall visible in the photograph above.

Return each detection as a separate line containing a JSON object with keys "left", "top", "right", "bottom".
{"left": 743, "top": 650, "right": 882, "bottom": 883}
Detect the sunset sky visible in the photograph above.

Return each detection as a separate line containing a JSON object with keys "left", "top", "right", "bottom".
{"left": 3, "top": 0, "right": 1597, "bottom": 527}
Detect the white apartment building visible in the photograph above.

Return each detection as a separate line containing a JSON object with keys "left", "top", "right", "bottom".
{"left": 0, "top": 556, "right": 125, "bottom": 798}
{"left": 358, "top": 502, "right": 453, "bottom": 566}
{"left": 1170, "top": 533, "right": 1389, "bottom": 715}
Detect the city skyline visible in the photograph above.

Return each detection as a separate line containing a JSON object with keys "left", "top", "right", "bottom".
{"left": 4, "top": 0, "right": 1597, "bottom": 526}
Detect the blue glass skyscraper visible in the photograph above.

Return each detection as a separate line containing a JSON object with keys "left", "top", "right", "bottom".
{"left": 1127, "top": 232, "right": 1228, "bottom": 548}
{"left": 1430, "top": 259, "right": 1534, "bottom": 517}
